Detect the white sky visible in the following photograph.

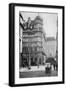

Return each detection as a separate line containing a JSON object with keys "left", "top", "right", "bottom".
{"left": 20, "top": 12, "right": 58, "bottom": 38}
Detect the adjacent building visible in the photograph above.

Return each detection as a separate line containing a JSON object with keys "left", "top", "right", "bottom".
{"left": 44, "top": 37, "right": 56, "bottom": 57}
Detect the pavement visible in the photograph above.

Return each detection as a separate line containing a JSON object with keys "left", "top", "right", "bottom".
{"left": 19, "top": 66, "right": 58, "bottom": 78}
{"left": 19, "top": 66, "right": 46, "bottom": 72}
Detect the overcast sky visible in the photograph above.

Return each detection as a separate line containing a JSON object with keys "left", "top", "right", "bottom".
{"left": 20, "top": 11, "right": 58, "bottom": 38}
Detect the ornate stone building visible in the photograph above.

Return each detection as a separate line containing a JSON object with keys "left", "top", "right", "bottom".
{"left": 19, "top": 15, "right": 46, "bottom": 68}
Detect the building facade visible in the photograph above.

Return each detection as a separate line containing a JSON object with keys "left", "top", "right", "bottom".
{"left": 19, "top": 16, "right": 46, "bottom": 68}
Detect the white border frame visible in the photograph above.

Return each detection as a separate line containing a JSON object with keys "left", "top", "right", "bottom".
{"left": 15, "top": 6, "right": 63, "bottom": 84}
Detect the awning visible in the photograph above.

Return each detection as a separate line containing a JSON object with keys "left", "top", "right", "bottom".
{"left": 46, "top": 57, "right": 57, "bottom": 66}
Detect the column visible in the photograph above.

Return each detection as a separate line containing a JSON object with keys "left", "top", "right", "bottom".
{"left": 41, "top": 55, "right": 43, "bottom": 65}
{"left": 28, "top": 54, "right": 31, "bottom": 69}
{"left": 37, "top": 56, "right": 39, "bottom": 68}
